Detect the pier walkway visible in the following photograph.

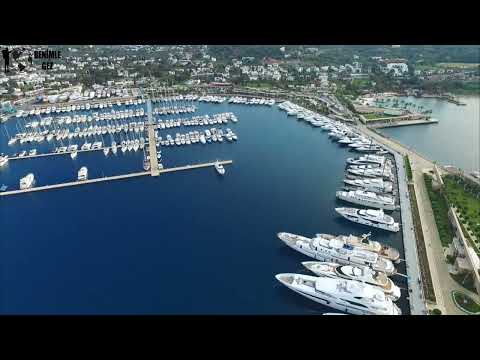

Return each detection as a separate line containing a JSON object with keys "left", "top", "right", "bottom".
{"left": 368, "top": 118, "right": 439, "bottom": 129}
{"left": 0, "top": 160, "right": 233, "bottom": 197}
{"left": 146, "top": 99, "right": 160, "bottom": 176}
{"left": 356, "top": 123, "right": 468, "bottom": 314}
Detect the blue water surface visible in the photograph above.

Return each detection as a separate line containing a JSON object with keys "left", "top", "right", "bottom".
{"left": 0, "top": 102, "right": 409, "bottom": 314}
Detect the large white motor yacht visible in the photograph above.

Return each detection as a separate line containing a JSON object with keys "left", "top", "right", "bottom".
{"left": 336, "top": 189, "right": 397, "bottom": 211}
{"left": 335, "top": 207, "right": 400, "bottom": 232}
{"left": 275, "top": 273, "right": 401, "bottom": 315}
{"left": 314, "top": 233, "right": 400, "bottom": 263}
{"left": 278, "top": 232, "right": 396, "bottom": 275}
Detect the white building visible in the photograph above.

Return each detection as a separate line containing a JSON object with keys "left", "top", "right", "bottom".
{"left": 385, "top": 62, "right": 409, "bottom": 76}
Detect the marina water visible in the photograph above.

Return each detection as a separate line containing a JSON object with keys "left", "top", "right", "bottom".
{"left": 381, "top": 95, "right": 480, "bottom": 172}
{"left": 0, "top": 102, "right": 410, "bottom": 314}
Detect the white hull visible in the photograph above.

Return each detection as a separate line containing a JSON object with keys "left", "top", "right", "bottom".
{"left": 336, "top": 193, "right": 396, "bottom": 211}
{"left": 285, "top": 285, "right": 375, "bottom": 315}
{"left": 337, "top": 212, "right": 399, "bottom": 232}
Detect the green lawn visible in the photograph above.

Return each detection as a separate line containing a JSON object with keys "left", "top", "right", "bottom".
{"left": 452, "top": 291, "right": 480, "bottom": 314}
{"left": 404, "top": 155, "right": 412, "bottom": 182}
{"left": 424, "top": 174, "right": 455, "bottom": 247}
{"left": 451, "top": 273, "right": 478, "bottom": 294}
{"left": 442, "top": 175, "right": 480, "bottom": 253}
{"left": 363, "top": 113, "right": 387, "bottom": 120}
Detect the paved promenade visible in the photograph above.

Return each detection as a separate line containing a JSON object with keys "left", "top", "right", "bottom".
{"left": 357, "top": 124, "right": 479, "bottom": 314}
{"left": 355, "top": 125, "right": 427, "bottom": 314}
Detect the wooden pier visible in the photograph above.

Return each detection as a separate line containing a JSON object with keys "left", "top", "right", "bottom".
{"left": 0, "top": 160, "right": 233, "bottom": 197}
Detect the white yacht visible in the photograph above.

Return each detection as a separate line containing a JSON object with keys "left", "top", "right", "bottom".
{"left": 347, "top": 167, "right": 393, "bottom": 180}
{"left": 347, "top": 155, "right": 389, "bottom": 167}
{"left": 302, "top": 262, "right": 401, "bottom": 300}
{"left": 78, "top": 166, "right": 88, "bottom": 181}
{"left": 336, "top": 207, "right": 400, "bottom": 232}
{"left": 344, "top": 177, "right": 393, "bottom": 193}
{"left": 314, "top": 233, "right": 400, "bottom": 263}
{"left": 336, "top": 189, "right": 397, "bottom": 211}
{"left": 275, "top": 273, "right": 401, "bottom": 315}
{"left": 214, "top": 161, "right": 225, "bottom": 175}
{"left": 20, "top": 173, "right": 35, "bottom": 189}
{"left": 278, "top": 232, "right": 396, "bottom": 275}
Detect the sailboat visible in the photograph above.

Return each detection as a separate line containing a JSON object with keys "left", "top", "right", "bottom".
{"left": 111, "top": 139, "right": 117, "bottom": 155}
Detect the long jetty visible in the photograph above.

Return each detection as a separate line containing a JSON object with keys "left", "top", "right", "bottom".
{"left": 368, "top": 118, "right": 439, "bottom": 129}
{"left": 0, "top": 160, "right": 233, "bottom": 197}
{"left": 146, "top": 99, "right": 160, "bottom": 176}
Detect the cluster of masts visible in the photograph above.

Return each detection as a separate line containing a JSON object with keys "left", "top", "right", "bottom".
{"left": 197, "top": 96, "right": 227, "bottom": 103}
{"left": 159, "top": 128, "right": 238, "bottom": 147}
{"left": 277, "top": 232, "right": 402, "bottom": 315}
{"left": 151, "top": 95, "right": 198, "bottom": 103}
{"left": 228, "top": 97, "right": 275, "bottom": 105}
{"left": 16, "top": 99, "right": 147, "bottom": 118}
{"left": 153, "top": 106, "right": 196, "bottom": 115}
{"left": 155, "top": 113, "right": 237, "bottom": 130}
{"left": 12, "top": 112, "right": 238, "bottom": 146}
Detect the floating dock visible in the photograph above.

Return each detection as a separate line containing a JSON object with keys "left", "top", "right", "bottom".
{"left": 0, "top": 160, "right": 233, "bottom": 197}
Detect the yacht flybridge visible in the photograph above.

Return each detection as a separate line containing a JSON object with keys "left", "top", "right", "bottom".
{"left": 302, "top": 261, "right": 401, "bottom": 300}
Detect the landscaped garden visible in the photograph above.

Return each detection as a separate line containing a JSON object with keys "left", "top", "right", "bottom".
{"left": 424, "top": 174, "right": 455, "bottom": 247}
{"left": 451, "top": 290, "right": 480, "bottom": 314}
{"left": 442, "top": 175, "right": 480, "bottom": 254}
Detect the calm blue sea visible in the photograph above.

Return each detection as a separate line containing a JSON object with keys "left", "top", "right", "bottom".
{"left": 0, "top": 102, "right": 409, "bottom": 314}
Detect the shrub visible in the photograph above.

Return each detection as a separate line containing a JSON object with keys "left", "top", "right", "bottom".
{"left": 446, "top": 255, "right": 455, "bottom": 264}
{"left": 431, "top": 308, "right": 442, "bottom": 315}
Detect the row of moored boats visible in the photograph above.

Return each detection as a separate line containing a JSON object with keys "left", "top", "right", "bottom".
{"left": 158, "top": 128, "right": 238, "bottom": 146}
{"left": 276, "top": 231, "right": 402, "bottom": 315}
